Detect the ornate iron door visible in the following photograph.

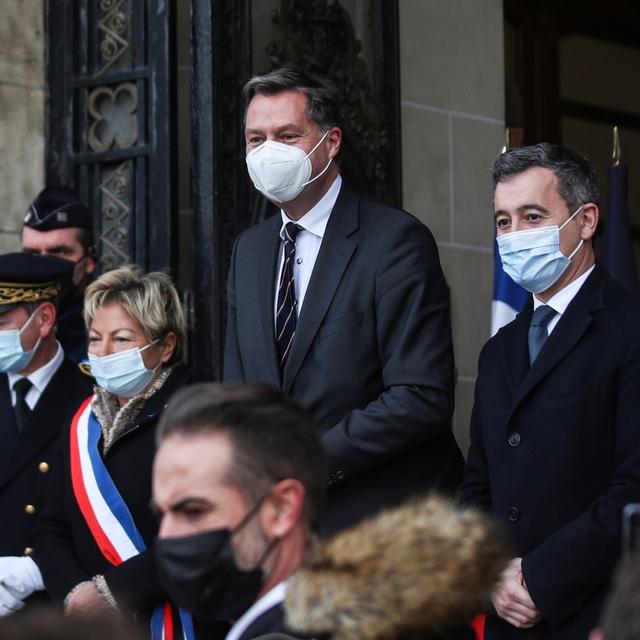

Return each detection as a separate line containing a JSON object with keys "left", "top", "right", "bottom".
{"left": 189, "top": 0, "right": 401, "bottom": 380}
{"left": 46, "top": 0, "right": 174, "bottom": 273}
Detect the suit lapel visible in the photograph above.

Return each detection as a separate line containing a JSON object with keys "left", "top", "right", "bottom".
{"left": 507, "top": 265, "right": 607, "bottom": 420}
{"left": 0, "top": 359, "right": 75, "bottom": 489}
{"left": 282, "top": 183, "right": 359, "bottom": 393}
{"left": 255, "top": 216, "right": 284, "bottom": 387}
{"left": 498, "top": 299, "right": 533, "bottom": 397}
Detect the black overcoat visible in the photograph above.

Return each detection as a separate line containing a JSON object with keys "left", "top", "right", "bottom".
{"left": 459, "top": 264, "right": 640, "bottom": 639}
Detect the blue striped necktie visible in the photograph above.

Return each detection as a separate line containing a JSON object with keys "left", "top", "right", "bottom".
{"left": 276, "top": 222, "right": 302, "bottom": 368}
{"left": 528, "top": 305, "right": 556, "bottom": 364}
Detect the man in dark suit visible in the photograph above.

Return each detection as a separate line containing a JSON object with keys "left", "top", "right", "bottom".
{"left": 458, "top": 143, "right": 640, "bottom": 639}
{"left": 152, "top": 384, "right": 325, "bottom": 640}
{"left": 0, "top": 253, "right": 93, "bottom": 615}
{"left": 21, "top": 186, "right": 96, "bottom": 364}
{"left": 224, "top": 67, "right": 463, "bottom": 533}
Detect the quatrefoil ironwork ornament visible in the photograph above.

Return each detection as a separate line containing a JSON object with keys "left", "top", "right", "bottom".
{"left": 88, "top": 82, "right": 138, "bottom": 153}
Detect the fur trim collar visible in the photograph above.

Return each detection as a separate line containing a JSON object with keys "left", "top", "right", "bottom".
{"left": 284, "top": 496, "right": 508, "bottom": 640}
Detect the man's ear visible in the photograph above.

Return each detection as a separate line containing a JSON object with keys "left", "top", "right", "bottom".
{"left": 260, "top": 479, "right": 306, "bottom": 539}
{"left": 579, "top": 203, "right": 599, "bottom": 240}
{"left": 327, "top": 126, "right": 342, "bottom": 159}
{"left": 85, "top": 253, "right": 97, "bottom": 276}
{"left": 589, "top": 628, "right": 604, "bottom": 640}
{"left": 37, "top": 301, "right": 57, "bottom": 338}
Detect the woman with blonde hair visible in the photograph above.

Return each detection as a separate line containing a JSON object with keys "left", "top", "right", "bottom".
{"left": 32, "top": 266, "right": 194, "bottom": 638}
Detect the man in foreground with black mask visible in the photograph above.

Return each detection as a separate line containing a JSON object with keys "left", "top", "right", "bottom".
{"left": 21, "top": 186, "right": 96, "bottom": 364}
{"left": 152, "top": 383, "right": 325, "bottom": 640}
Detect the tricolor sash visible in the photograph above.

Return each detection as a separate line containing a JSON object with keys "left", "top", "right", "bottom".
{"left": 70, "top": 396, "right": 195, "bottom": 640}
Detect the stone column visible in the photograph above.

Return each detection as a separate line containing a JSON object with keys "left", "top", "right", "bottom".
{"left": 400, "top": 0, "right": 505, "bottom": 453}
{"left": 0, "top": 1, "right": 45, "bottom": 251}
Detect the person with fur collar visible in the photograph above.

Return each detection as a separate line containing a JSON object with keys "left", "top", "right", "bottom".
{"left": 284, "top": 496, "right": 509, "bottom": 640}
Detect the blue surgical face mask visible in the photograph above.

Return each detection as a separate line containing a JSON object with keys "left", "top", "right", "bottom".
{"left": 88, "top": 340, "right": 160, "bottom": 398}
{"left": 497, "top": 205, "right": 584, "bottom": 294}
{"left": 0, "top": 309, "right": 41, "bottom": 373}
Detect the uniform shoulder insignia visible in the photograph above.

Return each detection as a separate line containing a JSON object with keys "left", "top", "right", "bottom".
{"left": 78, "top": 362, "right": 94, "bottom": 378}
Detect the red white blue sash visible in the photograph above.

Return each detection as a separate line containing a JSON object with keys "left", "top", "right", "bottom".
{"left": 70, "top": 396, "right": 195, "bottom": 640}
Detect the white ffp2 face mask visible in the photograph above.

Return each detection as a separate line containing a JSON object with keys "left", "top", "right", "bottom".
{"left": 497, "top": 205, "right": 584, "bottom": 293}
{"left": 246, "top": 131, "right": 333, "bottom": 203}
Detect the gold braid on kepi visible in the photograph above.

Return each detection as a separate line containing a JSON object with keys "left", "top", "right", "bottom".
{"left": 0, "top": 253, "right": 74, "bottom": 314}
{"left": 0, "top": 281, "right": 61, "bottom": 305}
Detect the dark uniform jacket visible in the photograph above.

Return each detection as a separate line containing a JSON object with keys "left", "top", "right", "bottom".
{"left": 458, "top": 264, "right": 640, "bottom": 639}
{"left": 224, "top": 180, "right": 464, "bottom": 534}
{"left": 0, "top": 356, "right": 92, "bottom": 557}
{"left": 34, "top": 366, "right": 189, "bottom": 620}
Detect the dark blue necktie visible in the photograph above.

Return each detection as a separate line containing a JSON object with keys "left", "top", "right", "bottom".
{"left": 276, "top": 222, "right": 302, "bottom": 368}
{"left": 528, "top": 305, "right": 556, "bottom": 364}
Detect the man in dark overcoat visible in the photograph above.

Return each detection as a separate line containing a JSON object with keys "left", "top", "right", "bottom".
{"left": 459, "top": 143, "right": 640, "bottom": 639}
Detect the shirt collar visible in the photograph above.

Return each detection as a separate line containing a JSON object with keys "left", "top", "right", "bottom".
{"left": 225, "top": 581, "right": 288, "bottom": 640}
{"left": 8, "top": 341, "right": 64, "bottom": 396}
{"left": 533, "top": 265, "right": 595, "bottom": 315}
{"left": 279, "top": 174, "right": 342, "bottom": 240}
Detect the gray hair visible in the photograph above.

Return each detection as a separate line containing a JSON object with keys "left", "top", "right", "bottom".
{"left": 243, "top": 66, "right": 340, "bottom": 131}
{"left": 492, "top": 143, "right": 600, "bottom": 211}
{"left": 84, "top": 265, "right": 186, "bottom": 365}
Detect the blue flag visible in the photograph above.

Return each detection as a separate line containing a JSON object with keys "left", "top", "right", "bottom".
{"left": 601, "top": 164, "right": 638, "bottom": 291}
{"left": 491, "top": 240, "right": 528, "bottom": 336}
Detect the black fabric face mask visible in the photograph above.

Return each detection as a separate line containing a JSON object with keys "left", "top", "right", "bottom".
{"left": 155, "top": 498, "right": 275, "bottom": 621}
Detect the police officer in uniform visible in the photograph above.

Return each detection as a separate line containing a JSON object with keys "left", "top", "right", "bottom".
{"left": 0, "top": 253, "right": 93, "bottom": 615}
{"left": 21, "top": 186, "right": 96, "bottom": 364}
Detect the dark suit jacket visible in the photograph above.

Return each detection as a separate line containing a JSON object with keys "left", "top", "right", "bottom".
{"left": 35, "top": 366, "right": 189, "bottom": 621}
{"left": 0, "top": 356, "right": 93, "bottom": 557}
{"left": 224, "top": 180, "right": 464, "bottom": 533}
{"left": 458, "top": 264, "right": 640, "bottom": 639}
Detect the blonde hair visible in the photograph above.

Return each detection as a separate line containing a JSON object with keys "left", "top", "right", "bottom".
{"left": 84, "top": 265, "right": 186, "bottom": 365}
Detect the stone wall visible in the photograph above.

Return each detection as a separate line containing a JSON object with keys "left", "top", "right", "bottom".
{"left": 0, "top": 1, "right": 45, "bottom": 252}
{"left": 399, "top": 0, "right": 505, "bottom": 454}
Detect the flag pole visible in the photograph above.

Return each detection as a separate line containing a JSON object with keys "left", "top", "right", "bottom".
{"left": 602, "top": 124, "right": 638, "bottom": 290}
{"left": 501, "top": 127, "right": 510, "bottom": 154}
{"left": 612, "top": 125, "right": 621, "bottom": 167}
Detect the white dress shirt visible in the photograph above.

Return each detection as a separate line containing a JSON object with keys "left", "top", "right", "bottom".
{"left": 533, "top": 265, "right": 595, "bottom": 334}
{"left": 274, "top": 174, "right": 342, "bottom": 326}
{"left": 225, "top": 581, "right": 288, "bottom": 640}
{"left": 7, "top": 341, "right": 64, "bottom": 410}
